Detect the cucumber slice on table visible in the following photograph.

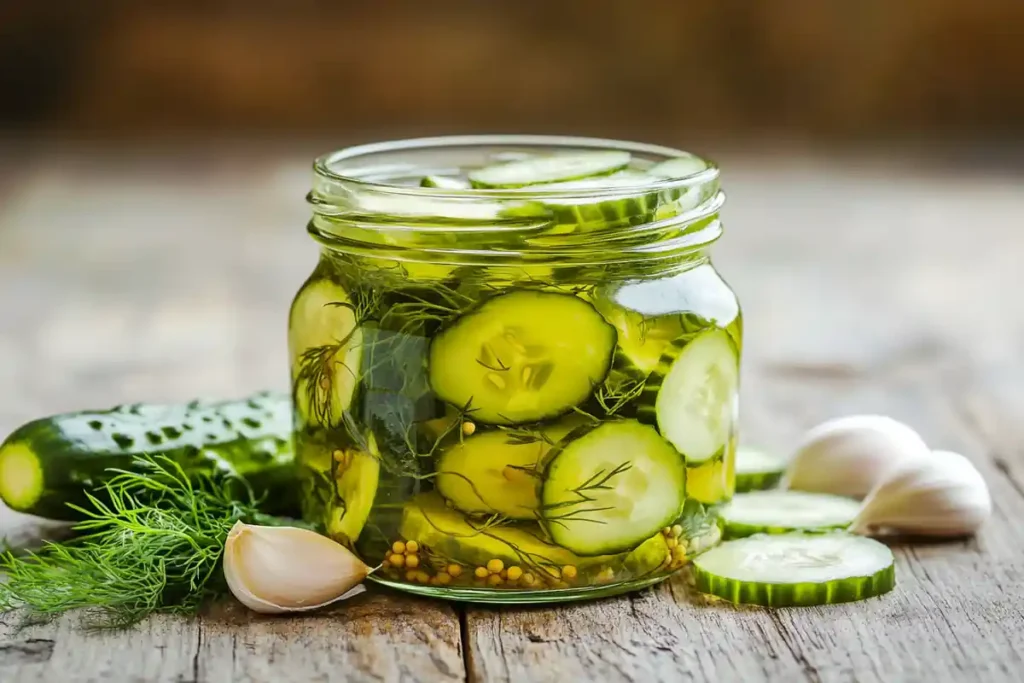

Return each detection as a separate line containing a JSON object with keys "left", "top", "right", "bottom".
{"left": 327, "top": 433, "right": 380, "bottom": 546}
{"left": 289, "top": 279, "right": 363, "bottom": 427}
{"left": 420, "top": 175, "right": 472, "bottom": 190}
{"left": 428, "top": 291, "right": 616, "bottom": 424}
{"left": 540, "top": 420, "right": 686, "bottom": 556}
{"left": 639, "top": 328, "right": 739, "bottom": 465}
{"left": 693, "top": 532, "right": 896, "bottom": 606}
{"left": 735, "top": 447, "right": 787, "bottom": 492}
{"left": 436, "top": 416, "right": 584, "bottom": 519}
{"left": 469, "top": 151, "right": 632, "bottom": 188}
{"left": 0, "top": 392, "right": 296, "bottom": 520}
{"left": 721, "top": 491, "right": 861, "bottom": 539}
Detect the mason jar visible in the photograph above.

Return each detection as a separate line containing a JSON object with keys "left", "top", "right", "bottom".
{"left": 289, "top": 135, "right": 741, "bottom": 603}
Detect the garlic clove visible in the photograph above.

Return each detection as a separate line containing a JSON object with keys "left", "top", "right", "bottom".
{"left": 783, "top": 415, "right": 930, "bottom": 498}
{"left": 850, "top": 449, "right": 992, "bottom": 537}
{"left": 224, "top": 521, "right": 371, "bottom": 614}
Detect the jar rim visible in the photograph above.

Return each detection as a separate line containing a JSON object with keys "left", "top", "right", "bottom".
{"left": 312, "top": 134, "right": 718, "bottom": 198}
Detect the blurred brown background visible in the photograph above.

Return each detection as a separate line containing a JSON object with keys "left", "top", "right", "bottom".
{"left": 3, "top": 0, "right": 1024, "bottom": 149}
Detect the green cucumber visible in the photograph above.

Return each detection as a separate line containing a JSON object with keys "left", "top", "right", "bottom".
{"left": 639, "top": 328, "right": 739, "bottom": 465}
{"left": 289, "top": 278, "right": 363, "bottom": 428}
{"left": 420, "top": 175, "right": 472, "bottom": 190}
{"left": 0, "top": 392, "right": 297, "bottom": 521}
{"left": 539, "top": 420, "right": 686, "bottom": 556}
{"left": 468, "top": 151, "right": 631, "bottom": 188}
{"left": 435, "top": 416, "right": 584, "bottom": 519}
{"left": 327, "top": 433, "right": 380, "bottom": 546}
{"left": 721, "top": 491, "right": 861, "bottom": 539}
{"left": 735, "top": 447, "right": 787, "bottom": 492}
{"left": 428, "top": 290, "right": 616, "bottom": 425}
{"left": 692, "top": 532, "right": 896, "bottom": 606}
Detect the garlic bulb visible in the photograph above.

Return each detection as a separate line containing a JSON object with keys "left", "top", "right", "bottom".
{"left": 783, "top": 415, "right": 930, "bottom": 498}
{"left": 851, "top": 449, "right": 991, "bottom": 537}
{"left": 224, "top": 521, "right": 370, "bottom": 614}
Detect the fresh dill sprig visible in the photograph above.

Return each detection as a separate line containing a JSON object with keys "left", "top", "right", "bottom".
{"left": 0, "top": 456, "right": 292, "bottom": 630}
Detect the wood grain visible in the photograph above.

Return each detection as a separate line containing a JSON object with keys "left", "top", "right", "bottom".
{"left": 2, "top": 146, "right": 1023, "bottom": 682}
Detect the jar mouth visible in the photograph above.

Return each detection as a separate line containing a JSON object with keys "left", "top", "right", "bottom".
{"left": 307, "top": 135, "right": 724, "bottom": 266}
{"left": 313, "top": 135, "right": 718, "bottom": 199}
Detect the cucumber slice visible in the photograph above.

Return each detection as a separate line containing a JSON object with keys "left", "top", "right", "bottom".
{"left": 692, "top": 532, "right": 896, "bottom": 606}
{"left": 721, "top": 491, "right": 861, "bottom": 539}
{"left": 436, "top": 416, "right": 584, "bottom": 519}
{"left": 399, "top": 493, "right": 620, "bottom": 573}
{"left": 420, "top": 175, "right": 472, "bottom": 190}
{"left": 639, "top": 328, "right": 738, "bottom": 465}
{"left": 349, "top": 191, "right": 545, "bottom": 223}
{"left": 289, "top": 279, "right": 363, "bottom": 427}
{"left": 735, "top": 447, "right": 787, "bottom": 492}
{"left": 327, "top": 433, "right": 380, "bottom": 546}
{"left": 469, "top": 151, "right": 631, "bottom": 188}
{"left": 540, "top": 420, "right": 686, "bottom": 556}
{"left": 648, "top": 155, "right": 708, "bottom": 179}
{"left": 428, "top": 291, "right": 616, "bottom": 425}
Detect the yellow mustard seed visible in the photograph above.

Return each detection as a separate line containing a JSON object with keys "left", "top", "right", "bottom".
{"left": 462, "top": 421, "right": 476, "bottom": 436}
{"left": 673, "top": 546, "right": 687, "bottom": 561}
{"left": 332, "top": 449, "right": 346, "bottom": 463}
{"left": 487, "top": 559, "right": 504, "bottom": 574}
{"left": 561, "top": 565, "right": 578, "bottom": 580}
{"left": 448, "top": 564, "right": 463, "bottom": 578}
{"left": 437, "top": 572, "right": 452, "bottom": 585}
{"left": 405, "top": 555, "right": 420, "bottom": 569}
{"left": 671, "top": 524, "right": 683, "bottom": 538}
{"left": 389, "top": 553, "right": 405, "bottom": 568}
{"left": 499, "top": 569, "right": 508, "bottom": 580}
{"left": 662, "top": 526, "right": 671, "bottom": 536}
{"left": 474, "top": 566, "right": 489, "bottom": 579}
{"left": 319, "top": 376, "right": 332, "bottom": 391}
{"left": 522, "top": 573, "right": 536, "bottom": 586}
{"left": 554, "top": 580, "right": 570, "bottom": 589}
{"left": 487, "top": 574, "right": 503, "bottom": 586}
{"left": 405, "top": 540, "right": 419, "bottom": 554}
{"left": 506, "top": 566, "right": 523, "bottom": 581}
{"left": 406, "top": 570, "right": 418, "bottom": 581}
{"left": 382, "top": 559, "right": 391, "bottom": 570}
{"left": 392, "top": 540, "right": 406, "bottom": 555}
{"left": 666, "top": 537, "right": 678, "bottom": 550}
{"left": 416, "top": 571, "right": 431, "bottom": 584}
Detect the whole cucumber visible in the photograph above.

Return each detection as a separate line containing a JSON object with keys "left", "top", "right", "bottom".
{"left": 0, "top": 391, "right": 298, "bottom": 521}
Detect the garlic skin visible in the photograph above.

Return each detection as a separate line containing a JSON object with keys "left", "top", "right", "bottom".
{"left": 783, "top": 415, "right": 930, "bottom": 498}
{"left": 851, "top": 449, "right": 992, "bottom": 537}
{"left": 224, "top": 521, "right": 370, "bottom": 614}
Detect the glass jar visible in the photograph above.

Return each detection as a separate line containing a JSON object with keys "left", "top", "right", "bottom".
{"left": 289, "top": 135, "right": 741, "bottom": 603}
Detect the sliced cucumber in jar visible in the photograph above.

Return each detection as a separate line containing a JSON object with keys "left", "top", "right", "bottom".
{"left": 721, "top": 491, "right": 860, "bottom": 539}
{"left": 539, "top": 420, "right": 686, "bottom": 556}
{"left": 289, "top": 279, "right": 363, "bottom": 428}
{"left": 639, "top": 328, "right": 739, "bottom": 465}
{"left": 328, "top": 433, "right": 380, "bottom": 546}
{"left": 693, "top": 532, "right": 896, "bottom": 606}
{"left": 468, "top": 151, "right": 632, "bottom": 188}
{"left": 436, "top": 416, "right": 584, "bottom": 519}
{"left": 428, "top": 290, "right": 616, "bottom": 425}
{"left": 735, "top": 447, "right": 787, "bottom": 492}
{"left": 420, "top": 175, "right": 472, "bottom": 190}
{"left": 648, "top": 155, "right": 708, "bottom": 179}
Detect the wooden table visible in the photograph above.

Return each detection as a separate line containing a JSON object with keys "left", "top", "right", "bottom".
{"left": 2, "top": 144, "right": 1023, "bottom": 682}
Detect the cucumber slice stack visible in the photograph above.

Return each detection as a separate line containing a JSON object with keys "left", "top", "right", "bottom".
{"left": 721, "top": 491, "right": 861, "bottom": 539}
{"left": 735, "top": 447, "right": 788, "bottom": 492}
{"left": 693, "top": 532, "right": 896, "bottom": 607}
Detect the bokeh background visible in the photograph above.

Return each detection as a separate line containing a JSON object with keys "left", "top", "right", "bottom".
{"left": 1, "top": 0, "right": 1024, "bottom": 419}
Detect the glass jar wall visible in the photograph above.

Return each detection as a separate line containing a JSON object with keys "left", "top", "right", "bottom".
{"left": 289, "top": 136, "right": 741, "bottom": 603}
